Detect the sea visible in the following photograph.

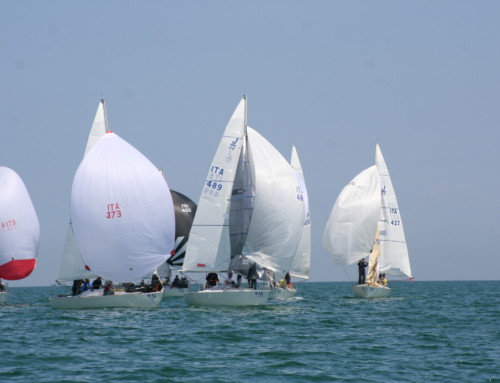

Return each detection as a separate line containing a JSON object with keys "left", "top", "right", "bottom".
{"left": 0, "top": 281, "right": 498, "bottom": 383}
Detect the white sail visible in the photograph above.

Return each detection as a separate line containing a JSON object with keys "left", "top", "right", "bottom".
{"left": 323, "top": 165, "right": 381, "bottom": 266}
{"left": 242, "top": 128, "right": 305, "bottom": 278}
{"left": 0, "top": 167, "right": 40, "bottom": 280}
{"left": 182, "top": 98, "right": 246, "bottom": 272}
{"left": 375, "top": 144, "right": 412, "bottom": 278}
{"left": 58, "top": 100, "right": 107, "bottom": 282}
{"left": 70, "top": 132, "right": 175, "bottom": 282}
{"left": 57, "top": 223, "right": 97, "bottom": 282}
{"left": 289, "top": 145, "right": 311, "bottom": 279}
{"left": 84, "top": 99, "right": 108, "bottom": 156}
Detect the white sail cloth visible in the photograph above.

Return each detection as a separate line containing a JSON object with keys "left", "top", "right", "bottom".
{"left": 375, "top": 145, "right": 412, "bottom": 278}
{"left": 289, "top": 145, "right": 311, "bottom": 280}
{"left": 0, "top": 167, "right": 40, "bottom": 280}
{"left": 323, "top": 165, "right": 381, "bottom": 266}
{"left": 182, "top": 97, "right": 305, "bottom": 280}
{"left": 182, "top": 98, "right": 246, "bottom": 272}
{"left": 71, "top": 132, "right": 175, "bottom": 282}
{"left": 58, "top": 100, "right": 107, "bottom": 282}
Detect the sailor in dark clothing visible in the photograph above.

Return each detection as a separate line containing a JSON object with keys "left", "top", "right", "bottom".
{"left": 357, "top": 258, "right": 368, "bottom": 285}
{"left": 172, "top": 275, "right": 181, "bottom": 288}
{"left": 205, "top": 273, "right": 219, "bottom": 289}
{"left": 92, "top": 277, "right": 103, "bottom": 290}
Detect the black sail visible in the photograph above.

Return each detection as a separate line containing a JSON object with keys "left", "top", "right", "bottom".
{"left": 167, "top": 190, "right": 197, "bottom": 267}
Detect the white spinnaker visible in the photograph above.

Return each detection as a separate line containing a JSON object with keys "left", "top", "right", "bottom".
{"left": 289, "top": 145, "right": 311, "bottom": 279}
{"left": 323, "top": 165, "right": 381, "bottom": 266}
{"left": 0, "top": 167, "right": 40, "bottom": 279}
{"left": 242, "top": 128, "right": 305, "bottom": 278}
{"left": 375, "top": 144, "right": 412, "bottom": 278}
{"left": 71, "top": 132, "right": 175, "bottom": 282}
{"left": 182, "top": 98, "right": 246, "bottom": 272}
{"left": 59, "top": 100, "right": 107, "bottom": 282}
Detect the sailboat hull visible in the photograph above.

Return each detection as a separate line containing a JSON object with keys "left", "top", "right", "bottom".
{"left": 162, "top": 287, "right": 185, "bottom": 298}
{"left": 49, "top": 290, "right": 163, "bottom": 309}
{"left": 184, "top": 287, "right": 270, "bottom": 307}
{"left": 271, "top": 287, "right": 297, "bottom": 300}
{"left": 0, "top": 291, "right": 7, "bottom": 304}
{"left": 352, "top": 284, "right": 391, "bottom": 298}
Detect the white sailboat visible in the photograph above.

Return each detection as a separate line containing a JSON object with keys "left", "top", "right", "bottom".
{"left": 323, "top": 144, "right": 412, "bottom": 298}
{"left": 272, "top": 145, "right": 311, "bottom": 299}
{"left": 181, "top": 96, "right": 305, "bottom": 306}
{"left": 50, "top": 100, "right": 176, "bottom": 309}
{"left": 0, "top": 167, "right": 40, "bottom": 303}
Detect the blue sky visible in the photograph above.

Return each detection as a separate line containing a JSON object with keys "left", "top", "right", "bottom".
{"left": 1, "top": 1, "right": 499, "bottom": 286}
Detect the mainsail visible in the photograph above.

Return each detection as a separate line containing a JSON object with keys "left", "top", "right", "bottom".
{"left": 0, "top": 167, "right": 40, "bottom": 280}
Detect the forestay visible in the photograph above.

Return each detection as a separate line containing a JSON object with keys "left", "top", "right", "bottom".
{"left": 71, "top": 132, "right": 175, "bottom": 282}
{"left": 0, "top": 167, "right": 40, "bottom": 280}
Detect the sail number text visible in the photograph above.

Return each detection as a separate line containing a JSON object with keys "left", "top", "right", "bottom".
{"left": 106, "top": 203, "right": 122, "bottom": 219}
{"left": 0, "top": 220, "right": 16, "bottom": 232}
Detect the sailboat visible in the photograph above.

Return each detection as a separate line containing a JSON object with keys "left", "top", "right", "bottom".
{"left": 0, "top": 167, "right": 40, "bottom": 303}
{"left": 158, "top": 189, "right": 196, "bottom": 298}
{"left": 272, "top": 145, "right": 311, "bottom": 299}
{"left": 323, "top": 144, "right": 412, "bottom": 298}
{"left": 181, "top": 96, "right": 305, "bottom": 306}
{"left": 50, "top": 100, "right": 176, "bottom": 309}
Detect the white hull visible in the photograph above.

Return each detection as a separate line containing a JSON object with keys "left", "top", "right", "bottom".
{"left": 162, "top": 288, "right": 185, "bottom": 298}
{"left": 271, "top": 287, "right": 297, "bottom": 300}
{"left": 0, "top": 291, "right": 7, "bottom": 304}
{"left": 352, "top": 284, "right": 391, "bottom": 298}
{"left": 184, "top": 287, "right": 270, "bottom": 307}
{"left": 49, "top": 290, "right": 163, "bottom": 309}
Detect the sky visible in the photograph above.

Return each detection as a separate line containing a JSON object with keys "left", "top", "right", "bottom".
{"left": 1, "top": 1, "right": 499, "bottom": 286}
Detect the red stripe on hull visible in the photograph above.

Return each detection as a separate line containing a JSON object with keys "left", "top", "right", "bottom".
{"left": 0, "top": 259, "right": 37, "bottom": 280}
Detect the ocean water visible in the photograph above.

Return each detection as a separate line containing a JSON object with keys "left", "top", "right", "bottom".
{"left": 0, "top": 281, "right": 498, "bottom": 383}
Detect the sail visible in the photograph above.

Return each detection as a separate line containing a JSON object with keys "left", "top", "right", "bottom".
{"left": 366, "top": 227, "right": 381, "bottom": 285}
{"left": 70, "top": 132, "right": 175, "bottom": 282}
{"left": 57, "top": 223, "right": 98, "bottom": 282}
{"left": 182, "top": 97, "right": 246, "bottom": 272}
{"left": 229, "top": 129, "right": 255, "bottom": 259}
{"left": 84, "top": 99, "right": 108, "bottom": 156}
{"left": 0, "top": 167, "right": 40, "bottom": 280}
{"left": 375, "top": 144, "right": 412, "bottom": 278}
{"left": 166, "top": 190, "right": 197, "bottom": 267}
{"left": 58, "top": 100, "right": 108, "bottom": 282}
{"left": 241, "top": 127, "right": 305, "bottom": 278}
{"left": 289, "top": 145, "right": 311, "bottom": 279}
{"left": 323, "top": 165, "right": 381, "bottom": 266}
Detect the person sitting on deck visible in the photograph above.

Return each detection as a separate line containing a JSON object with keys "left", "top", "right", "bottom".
{"left": 224, "top": 272, "right": 236, "bottom": 287}
{"left": 205, "top": 273, "right": 219, "bottom": 289}
{"left": 103, "top": 280, "right": 115, "bottom": 296}
{"left": 92, "top": 277, "right": 103, "bottom": 290}
{"left": 171, "top": 275, "right": 181, "bottom": 288}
